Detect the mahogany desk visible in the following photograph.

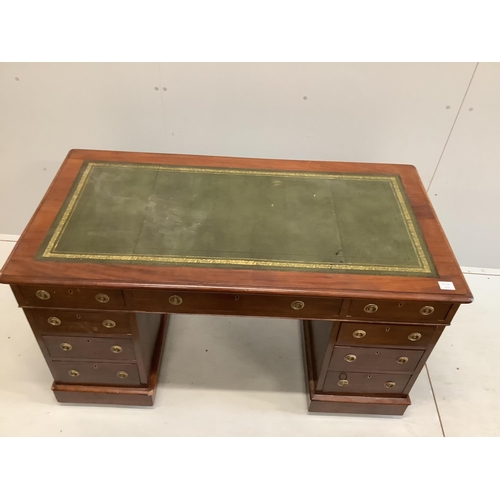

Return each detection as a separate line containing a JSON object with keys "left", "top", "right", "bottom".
{"left": 0, "top": 150, "right": 473, "bottom": 415}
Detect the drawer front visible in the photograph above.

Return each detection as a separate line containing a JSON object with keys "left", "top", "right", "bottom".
{"left": 337, "top": 322, "right": 436, "bottom": 348}
{"left": 347, "top": 299, "right": 451, "bottom": 322}
{"left": 30, "top": 309, "right": 132, "bottom": 334}
{"left": 49, "top": 361, "right": 141, "bottom": 386}
{"left": 323, "top": 371, "right": 411, "bottom": 394}
{"left": 18, "top": 286, "right": 126, "bottom": 309}
{"left": 43, "top": 335, "right": 136, "bottom": 361}
{"left": 128, "top": 290, "right": 342, "bottom": 319}
{"left": 329, "top": 346, "right": 424, "bottom": 372}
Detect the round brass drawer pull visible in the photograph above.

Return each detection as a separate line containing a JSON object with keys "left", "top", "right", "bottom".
{"left": 60, "top": 343, "right": 72, "bottom": 351}
{"left": 291, "top": 300, "right": 305, "bottom": 310}
{"left": 385, "top": 381, "right": 396, "bottom": 389}
{"left": 110, "top": 345, "right": 123, "bottom": 354}
{"left": 47, "top": 316, "right": 61, "bottom": 326}
{"left": 344, "top": 354, "right": 357, "bottom": 362}
{"left": 95, "top": 293, "right": 110, "bottom": 303}
{"left": 397, "top": 356, "right": 409, "bottom": 364}
{"left": 117, "top": 371, "right": 128, "bottom": 379}
{"left": 102, "top": 319, "right": 116, "bottom": 329}
{"left": 420, "top": 305, "right": 434, "bottom": 316}
{"left": 408, "top": 332, "right": 422, "bottom": 342}
{"left": 338, "top": 379, "right": 349, "bottom": 386}
{"left": 364, "top": 303, "right": 378, "bottom": 313}
{"left": 352, "top": 329, "right": 366, "bottom": 339}
{"left": 36, "top": 290, "right": 51, "bottom": 300}
{"left": 169, "top": 295, "right": 183, "bottom": 306}
{"left": 68, "top": 369, "right": 79, "bottom": 377}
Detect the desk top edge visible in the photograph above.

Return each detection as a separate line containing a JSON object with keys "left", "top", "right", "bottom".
{"left": 0, "top": 149, "right": 473, "bottom": 303}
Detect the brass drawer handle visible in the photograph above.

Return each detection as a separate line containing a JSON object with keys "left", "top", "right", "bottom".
{"left": 291, "top": 300, "right": 305, "bottom": 310}
{"left": 364, "top": 303, "right": 378, "bottom": 313}
{"left": 68, "top": 369, "right": 79, "bottom": 377}
{"left": 60, "top": 343, "right": 72, "bottom": 351}
{"left": 102, "top": 319, "right": 116, "bottom": 329}
{"left": 344, "top": 354, "right": 357, "bottom": 362}
{"left": 169, "top": 295, "right": 183, "bottom": 306}
{"left": 117, "top": 371, "right": 128, "bottom": 379}
{"left": 384, "top": 381, "right": 396, "bottom": 388}
{"left": 47, "top": 316, "right": 61, "bottom": 326}
{"left": 36, "top": 290, "right": 51, "bottom": 300}
{"left": 397, "top": 356, "right": 409, "bottom": 364}
{"left": 420, "top": 305, "right": 434, "bottom": 316}
{"left": 95, "top": 293, "right": 110, "bottom": 303}
{"left": 352, "top": 329, "right": 366, "bottom": 339}
{"left": 337, "top": 379, "right": 349, "bottom": 386}
{"left": 110, "top": 345, "right": 123, "bottom": 354}
{"left": 408, "top": 332, "right": 422, "bottom": 342}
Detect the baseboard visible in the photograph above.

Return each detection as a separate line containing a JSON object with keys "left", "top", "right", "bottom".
{"left": 0, "top": 234, "right": 19, "bottom": 242}
{"left": 461, "top": 266, "right": 500, "bottom": 276}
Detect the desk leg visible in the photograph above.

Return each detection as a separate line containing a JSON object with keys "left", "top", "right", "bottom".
{"left": 52, "top": 315, "right": 169, "bottom": 406}
{"left": 301, "top": 320, "right": 411, "bottom": 415}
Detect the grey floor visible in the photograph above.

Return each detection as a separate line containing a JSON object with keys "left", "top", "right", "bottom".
{"left": 0, "top": 239, "right": 498, "bottom": 436}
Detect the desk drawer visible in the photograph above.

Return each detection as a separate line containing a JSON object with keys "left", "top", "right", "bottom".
{"left": 337, "top": 322, "right": 436, "bottom": 348}
{"left": 324, "top": 371, "right": 411, "bottom": 394}
{"left": 49, "top": 360, "right": 141, "bottom": 386}
{"left": 43, "top": 335, "right": 136, "bottom": 361}
{"left": 329, "top": 346, "right": 424, "bottom": 373}
{"left": 127, "top": 290, "right": 342, "bottom": 319}
{"left": 347, "top": 299, "right": 451, "bottom": 322}
{"left": 29, "top": 309, "right": 132, "bottom": 334}
{"left": 17, "top": 285, "right": 126, "bottom": 309}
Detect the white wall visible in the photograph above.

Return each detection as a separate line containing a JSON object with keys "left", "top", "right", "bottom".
{"left": 0, "top": 62, "right": 497, "bottom": 267}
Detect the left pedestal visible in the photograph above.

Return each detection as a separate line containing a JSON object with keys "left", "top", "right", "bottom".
{"left": 51, "top": 315, "right": 168, "bottom": 406}
{"left": 14, "top": 284, "right": 169, "bottom": 406}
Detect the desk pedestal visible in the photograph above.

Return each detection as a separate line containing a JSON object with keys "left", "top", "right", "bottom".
{"left": 51, "top": 316, "right": 168, "bottom": 406}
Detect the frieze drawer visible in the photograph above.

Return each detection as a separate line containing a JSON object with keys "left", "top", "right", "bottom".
{"left": 17, "top": 285, "right": 126, "bottom": 309}
{"left": 347, "top": 299, "right": 451, "bottom": 322}
{"left": 127, "top": 290, "right": 342, "bottom": 319}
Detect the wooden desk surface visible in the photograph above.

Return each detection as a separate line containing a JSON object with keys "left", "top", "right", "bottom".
{"left": 0, "top": 149, "right": 472, "bottom": 303}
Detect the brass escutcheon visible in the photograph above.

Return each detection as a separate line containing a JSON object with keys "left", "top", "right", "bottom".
{"left": 68, "top": 369, "right": 79, "bottom": 377}
{"left": 117, "top": 371, "right": 128, "bottom": 379}
{"left": 36, "top": 290, "right": 51, "bottom": 300}
{"left": 102, "top": 319, "right": 116, "bottom": 329}
{"left": 95, "top": 293, "right": 110, "bottom": 303}
{"left": 364, "top": 303, "right": 378, "bottom": 313}
{"left": 344, "top": 354, "right": 357, "bottom": 362}
{"left": 397, "top": 356, "right": 409, "bottom": 364}
{"left": 291, "top": 300, "right": 305, "bottom": 310}
{"left": 420, "top": 305, "right": 434, "bottom": 316}
{"left": 384, "top": 381, "right": 396, "bottom": 388}
{"left": 60, "top": 343, "right": 72, "bottom": 351}
{"left": 110, "top": 345, "right": 123, "bottom": 354}
{"left": 408, "top": 332, "right": 422, "bottom": 342}
{"left": 352, "top": 329, "right": 366, "bottom": 339}
{"left": 47, "top": 316, "right": 61, "bottom": 326}
{"left": 169, "top": 295, "right": 183, "bottom": 306}
{"left": 338, "top": 379, "right": 349, "bottom": 386}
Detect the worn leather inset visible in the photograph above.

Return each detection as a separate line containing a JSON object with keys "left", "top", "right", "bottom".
{"left": 38, "top": 162, "right": 436, "bottom": 276}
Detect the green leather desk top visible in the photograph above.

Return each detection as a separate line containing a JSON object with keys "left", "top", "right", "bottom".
{"left": 37, "top": 161, "right": 436, "bottom": 277}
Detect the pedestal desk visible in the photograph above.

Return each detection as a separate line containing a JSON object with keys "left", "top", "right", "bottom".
{"left": 0, "top": 150, "right": 473, "bottom": 415}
